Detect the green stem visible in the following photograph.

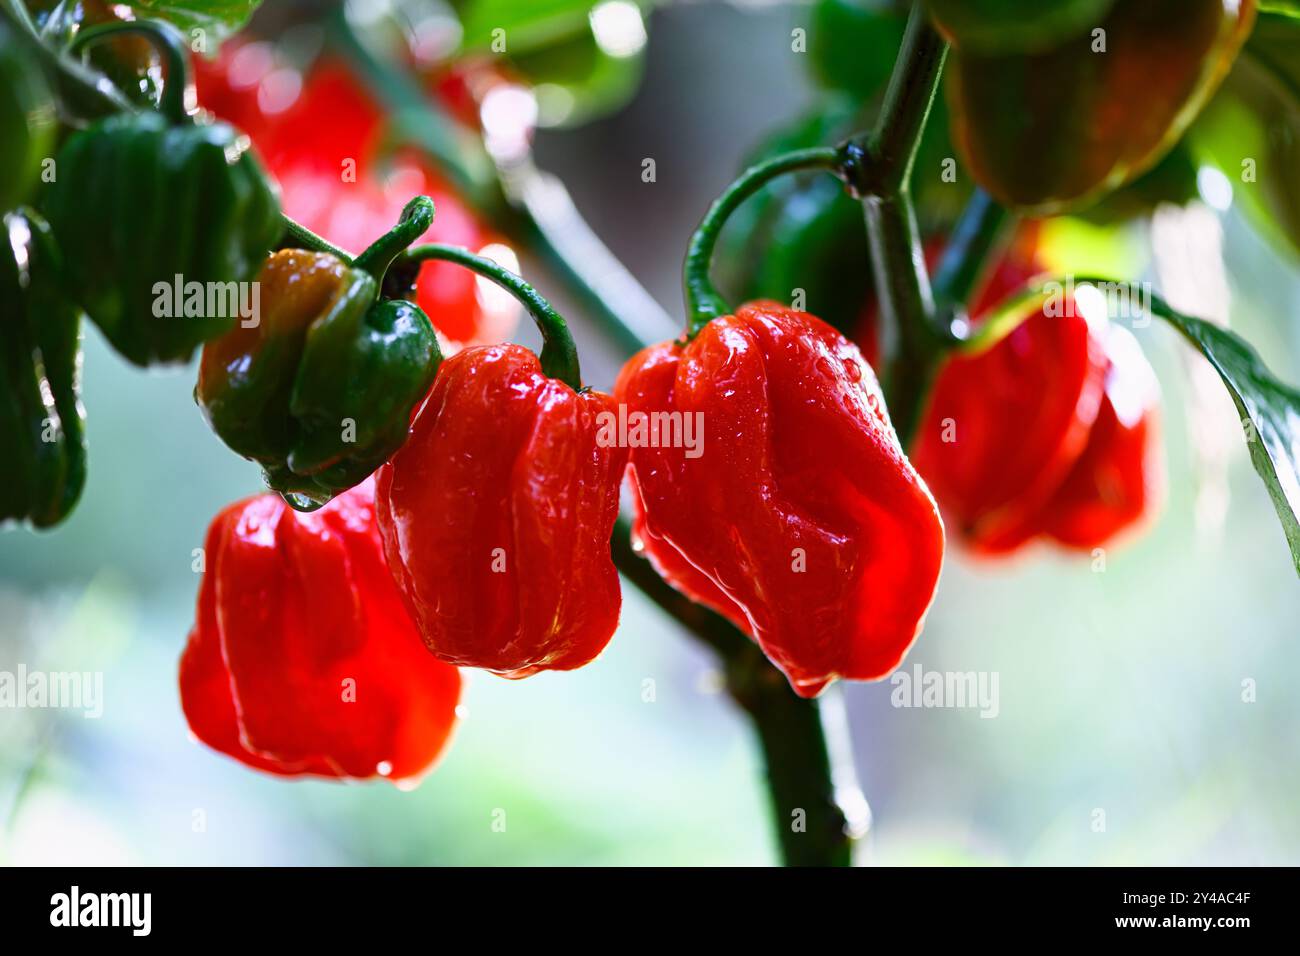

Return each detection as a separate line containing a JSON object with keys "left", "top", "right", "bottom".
{"left": 354, "top": 195, "right": 434, "bottom": 284}
{"left": 838, "top": 3, "right": 950, "bottom": 450}
{"left": 69, "top": 20, "right": 189, "bottom": 123}
{"left": 931, "top": 188, "right": 1010, "bottom": 312}
{"left": 864, "top": 191, "right": 941, "bottom": 448}
{"left": 403, "top": 243, "right": 582, "bottom": 390}
{"left": 683, "top": 147, "right": 841, "bottom": 335}
{"left": 611, "top": 521, "right": 858, "bottom": 866}
{"left": 0, "top": 0, "right": 133, "bottom": 118}
{"left": 279, "top": 214, "right": 357, "bottom": 264}
{"left": 858, "top": 2, "right": 949, "bottom": 197}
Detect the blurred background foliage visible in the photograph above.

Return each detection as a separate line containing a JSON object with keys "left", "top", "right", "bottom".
{"left": 3, "top": 0, "right": 1300, "bottom": 865}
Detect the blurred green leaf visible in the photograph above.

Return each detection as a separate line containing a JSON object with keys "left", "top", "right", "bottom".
{"left": 808, "top": 0, "right": 907, "bottom": 101}
{"left": 924, "top": 0, "right": 1115, "bottom": 53}
{"left": 1154, "top": 299, "right": 1300, "bottom": 577}
{"left": 118, "top": 1, "right": 261, "bottom": 40}
{"left": 1260, "top": 2, "right": 1300, "bottom": 17}
{"left": 1193, "top": 12, "right": 1300, "bottom": 259}
{"left": 457, "top": 0, "right": 640, "bottom": 55}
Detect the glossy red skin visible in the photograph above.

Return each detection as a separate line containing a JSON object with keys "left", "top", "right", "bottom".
{"left": 193, "top": 52, "right": 496, "bottom": 344}
{"left": 376, "top": 345, "right": 627, "bottom": 677}
{"left": 179, "top": 481, "right": 461, "bottom": 782}
{"left": 617, "top": 302, "right": 946, "bottom": 698}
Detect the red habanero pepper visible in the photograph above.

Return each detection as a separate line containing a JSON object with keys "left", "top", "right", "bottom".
{"left": 908, "top": 244, "right": 1162, "bottom": 555}
{"left": 616, "top": 302, "right": 946, "bottom": 699}
{"left": 375, "top": 345, "right": 627, "bottom": 677}
{"left": 193, "top": 49, "right": 512, "bottom": 346}
{"left": 180, "top": 480, "right": 461, "bottom": 782}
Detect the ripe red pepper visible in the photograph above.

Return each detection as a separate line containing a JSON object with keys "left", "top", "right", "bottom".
{"left": 193, "top": 49, "right": 511, "bottom": 346}
{"left": 908, "top": 245, "right": 1161, "bottom": 554}
{"left": 376, "top": 344, "right": 627, "bottom": 677}
{"left": 180, "top": 480, "right": 461, "bottom": 781}
{"left": 616, "top": 302, "right": 946, "bottom": 698}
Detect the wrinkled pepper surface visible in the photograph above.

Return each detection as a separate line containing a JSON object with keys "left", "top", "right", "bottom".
{"left": 944, "top": 0, "right": 1257, "bottom": 213}
{"left": 41, "top": 102, "right": 281, "bottom": 366}
{"left": 0, "top": 210, "right": 86, "bottom": 528}
{"left": 196, "top": 248, "right": 440, "bottom": 511}
{"left": 376, "top": 344, "right": 627, "bottom": 678}
{"left": 616, "top": 302, "right": 945, "bottom": 698}
{"left": 180, "top": 480, "right": 461, "bottom": 781}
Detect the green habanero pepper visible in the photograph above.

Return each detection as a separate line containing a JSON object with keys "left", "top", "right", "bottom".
{"left": 945, "top": 0, "right": 1257, "bottom": 214}
{"left": 41, "top": 20, "right": 280, "bottom": 367}
{"left": 1, "top": 209, "right": 87, "bottom": 529}
{"left": 0, "top": 20, "right": 57, "bottom": 212}
{"left": 196, "top": 197, "right": 443, "bottom": 512}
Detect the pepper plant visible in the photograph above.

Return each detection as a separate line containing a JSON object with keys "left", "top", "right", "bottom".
{"left": 3, "top": 0, "right": 1300, "bottom": 867}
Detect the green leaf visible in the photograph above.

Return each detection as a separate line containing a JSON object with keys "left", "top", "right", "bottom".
{"left": 1153, "top": 298, "right": 1300, "bottom": 577}
{"left": 118, "top": 1, "right": 262, "bottom": 41}
{"left": 1260, "top": 2, "right": 1300, "bottom": 17}
{"left": 1193, "top": 12, "right": 1300, "bottom": 259}
{"left": 924, "top": 0, "right": 1116, "bottom": 54}
{"left": 457, "top": 0, "right": 636, "bottom": 55}
{"left": 963, "top": 277, "right": 1300, "bottom": 576}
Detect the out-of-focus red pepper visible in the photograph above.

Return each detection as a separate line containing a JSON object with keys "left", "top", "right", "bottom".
{"left": 376, "top": 344, "right": 627, "bottom": 678}
{"left": 1036, "top": 325, "right": 1163, "bottom": 549}
{"left": 193, "top": 48, "right": 514, "bottom": 346}
{"left": 908, "top": 243, "right": 1162, "bottom": 555}
{"left": 616, "top": 302, "right": 945, "bottom": 699}
{"left": 180, "top": 480, "right": 461, "bottom": 782}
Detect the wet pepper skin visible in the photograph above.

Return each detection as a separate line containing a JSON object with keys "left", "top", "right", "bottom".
{"left": 616, "top": 302, "right": 945, "bottom": 699}
{"left": 376, "top": 345, "right": 627, "bottom": 678}
{"left": 180, "top": 481, "right": 461, "bottom": 782}
{"left": 196, "top": 249, "right": 440, "bottom": 510}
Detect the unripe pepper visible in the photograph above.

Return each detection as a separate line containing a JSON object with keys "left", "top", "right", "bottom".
{"left": 0, "top": 210, "right": 86, "bottom": 529}
{"left": 196, "top": 199, "right": 441, "bottom": 511}
{"left": 375, "top": 249, "right": 626, "bottom": 677}
{"left": 616, "top": 302, "right": 945, "bottom": 698}
{"left": 180, "top": 480, "right": 461, "bottom": 781}
{"left": 40, "top": 21, "right": 281, "bottom": 367}
{"left": 944, "top": 0, "right": 1257, "bottom": 214}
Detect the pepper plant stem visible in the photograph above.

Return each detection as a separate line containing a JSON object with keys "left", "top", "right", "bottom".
{"left": 611, "top": 521, "right": 855, "bottom": 866}
{"left": 68, "top": 20, "right": 189, "bottom": 123}
{"left": 839, "top": 2, "right": 951, "bottom": 450}
{"left": 403, "top": 243, "right": 582, "bottom": 390}
{"left": 931, "top": 188, "right": 1010, "bottom": 311}
{"left": 683, "top": 147, "right": 841, "bottom": 334}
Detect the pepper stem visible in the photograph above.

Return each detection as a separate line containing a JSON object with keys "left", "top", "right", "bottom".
{"left": 68, "top": 20, "right": 190, "bottom": 124}
{"left": 278, "top": 215, "right": 356, "bottom": 264}
{"left": 682, "top": 146, "right": 841, "bottom": 337}
{"left": 401, "top": 243, "right": 582, "bottom": 391}
{"left": 354, "top": 195, "right": 435, "bottom": 286}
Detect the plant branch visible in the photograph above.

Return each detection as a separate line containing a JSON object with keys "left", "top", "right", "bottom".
{"left": 611, "top": 521, "right": 857, "bottom": 866}
{"left": 838, "top": 2, "right": 950, "bottom": 449}
{"left": 931, "top": 188, "right": 1010, "bottom": 312}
